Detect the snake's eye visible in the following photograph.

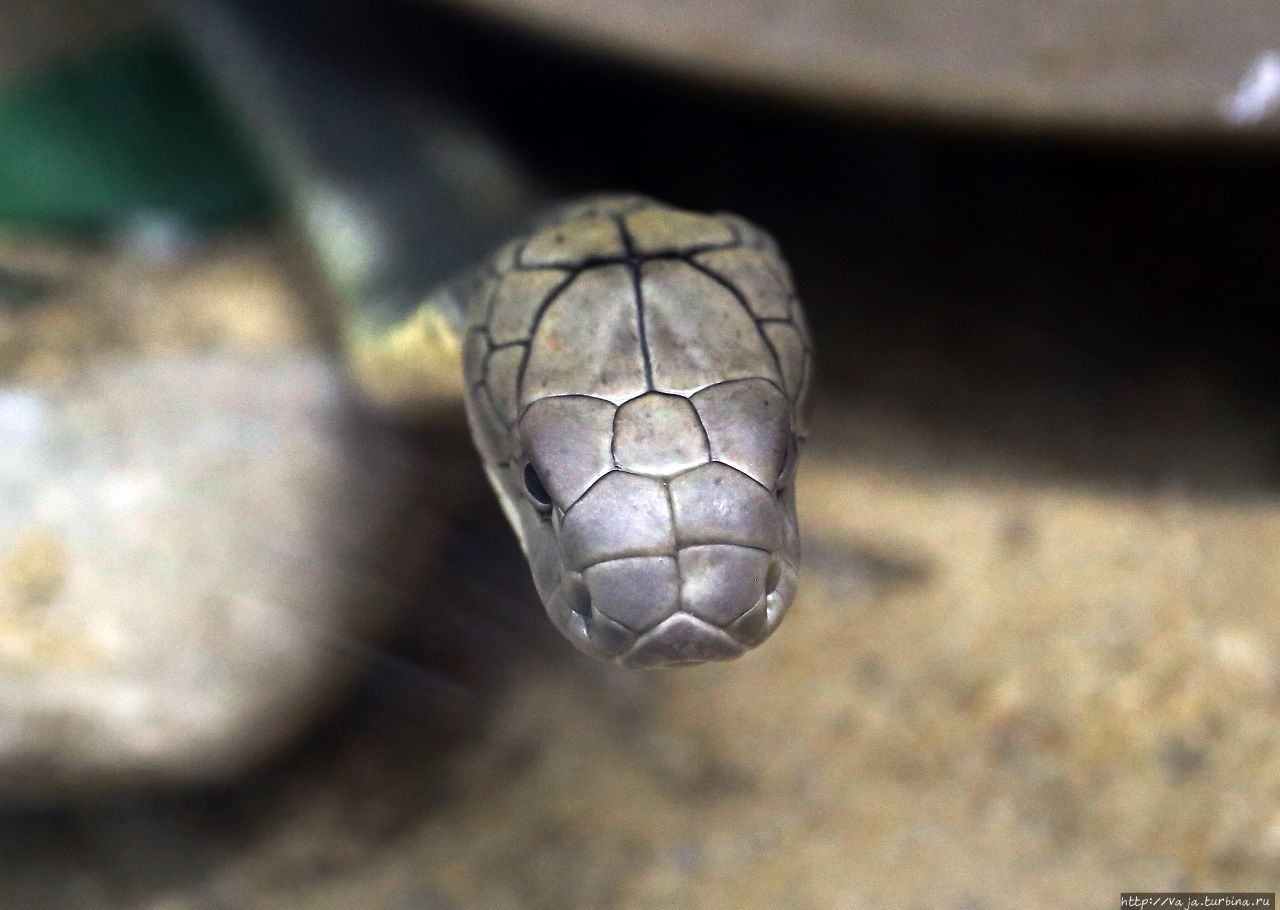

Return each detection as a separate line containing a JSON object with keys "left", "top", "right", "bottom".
{"left": 523, "top": 463, "right": 553, "bottom": 508}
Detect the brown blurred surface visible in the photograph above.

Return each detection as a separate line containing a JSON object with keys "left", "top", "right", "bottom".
{"left": 4, "top": 0, "right": 1279, "bottom": 136}
{"left": 435, "top": 0, "right": 1280, "bottom": 135}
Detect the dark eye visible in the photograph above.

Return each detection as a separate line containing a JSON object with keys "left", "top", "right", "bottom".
{"left": 524, "top": 463, "right": 553, "bottom": 508}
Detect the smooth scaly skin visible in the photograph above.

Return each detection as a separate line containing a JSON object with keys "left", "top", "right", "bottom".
{"left": 459, "top": 196, "right": 811, "bottom": 667}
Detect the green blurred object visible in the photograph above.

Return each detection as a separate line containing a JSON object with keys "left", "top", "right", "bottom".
{"left": 0, "top": 37, "right": 272, "bottom": 232}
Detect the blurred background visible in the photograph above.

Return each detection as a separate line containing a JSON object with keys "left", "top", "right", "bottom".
{"left": 2, "top": 0, "right": 1279, "bottom": 908}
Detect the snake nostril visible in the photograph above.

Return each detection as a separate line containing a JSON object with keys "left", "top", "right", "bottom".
{"left": 765, "top": 556, "right": 782, "bottom": 596}
{"left": 572, "top": 597, "right": 593, "bottom": 630}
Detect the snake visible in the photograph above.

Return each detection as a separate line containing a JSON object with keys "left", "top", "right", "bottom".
{"left": 163, "top": 1, "right": 811, "bottom": 668}
{"left": 347, "top": 194, "right": 812, "bottom": 668}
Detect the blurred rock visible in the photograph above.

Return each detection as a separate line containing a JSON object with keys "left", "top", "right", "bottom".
{"left": 0, "top": 353, "right": 451, "bottom": 800}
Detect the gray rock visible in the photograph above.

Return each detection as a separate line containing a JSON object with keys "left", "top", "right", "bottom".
{"left": 0, "top": 353, "right": 452, "bottom": 802}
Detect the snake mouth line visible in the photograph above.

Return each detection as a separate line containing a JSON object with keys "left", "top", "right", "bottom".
{"left": 550, "top": 549, "right": 798, "bottom": 666}
{"left": 615, "top": 612, "right": 748, "bottom": 668}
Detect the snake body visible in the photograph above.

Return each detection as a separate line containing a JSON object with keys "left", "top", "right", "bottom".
{"left": 453, "top": 195, "right": 811, "bottom": 667}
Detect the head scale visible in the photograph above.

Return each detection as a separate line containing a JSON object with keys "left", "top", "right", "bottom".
{"left": 463, "top": 197, "right": 810, "bottom": 667}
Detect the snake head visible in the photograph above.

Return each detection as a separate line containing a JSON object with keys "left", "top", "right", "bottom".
{"left": 506, "top": 382, "right": 803, "bottom": 667}
{"left": 462, "top": 198, "right": 810, "bottom": 667}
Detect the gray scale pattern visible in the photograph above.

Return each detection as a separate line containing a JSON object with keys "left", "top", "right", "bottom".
{"left": 462, "top": 196, "right": 811, "bottom": 667}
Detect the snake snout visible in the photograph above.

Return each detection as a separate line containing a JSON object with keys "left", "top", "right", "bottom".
{"left": 551, "top": 547, "right": 797, "bottom": 667}
{"left": 530, "top": 406, "right": 801, "bottom": 667}
{"left": 615, "top": 548, "right": 796, "bottom": 668}
{"left": 562, "top": 544, "right": 781, "bottom": 667}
